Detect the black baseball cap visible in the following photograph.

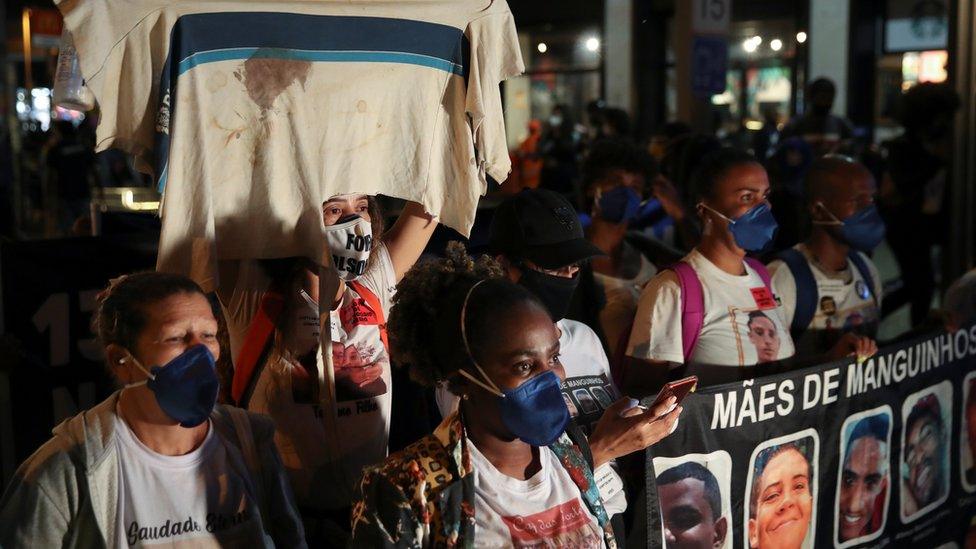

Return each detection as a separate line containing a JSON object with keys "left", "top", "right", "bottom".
{"left": 488, "top": 189, "right": 605, "bottom": 269}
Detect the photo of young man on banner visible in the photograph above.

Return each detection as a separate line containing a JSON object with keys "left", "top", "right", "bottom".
{"left": 653, "top": 452, "right": 733, "bottom": 549}
{"left": 745, "top": 430, "right": 818, "bottom": 549}
{"left": 961, "top": 373, "right": 976, "bottom": 492}
{"left": 901, "top": 382, "right": 952, "bottom": 522}
{"left": 834, "top": 407, "right": 892, "bottom": 547}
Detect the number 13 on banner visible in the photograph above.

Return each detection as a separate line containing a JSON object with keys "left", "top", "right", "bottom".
{"left": 31, "top": 290, "right": 103, "bottom": 367}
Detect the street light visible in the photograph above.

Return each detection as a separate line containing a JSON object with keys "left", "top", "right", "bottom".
{"left": 743, "top": 36, "right": 760, "bottom": 53}
{"left": 537, "top": 42, "right": 548, "bottom": 53}
{"left": 796, "top": 31, "right": 808, "bottom": 44}
{"left": 770, "top": 38, "right": 783, "bottom": 51}
{"left": 585, "top": 36, "right": 600, "bottom": 52}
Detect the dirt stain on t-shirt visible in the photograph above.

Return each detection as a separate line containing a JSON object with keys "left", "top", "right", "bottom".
{"left": 242, "top": 51, "right": 311, "bottom": 112}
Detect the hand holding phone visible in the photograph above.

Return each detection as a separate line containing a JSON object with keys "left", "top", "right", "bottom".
{"left": 647, "top": 376, "right": 698, "bottom": 415}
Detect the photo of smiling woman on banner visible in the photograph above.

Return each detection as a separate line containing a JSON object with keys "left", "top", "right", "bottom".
{"left": 834, "top": 407, "right": 892, "bottom": 548}
{"left": 901, "top": 382, "right": 953, "bottom": 522}
{"left": 745, "top": 430, "right": 818, "bottom": 549}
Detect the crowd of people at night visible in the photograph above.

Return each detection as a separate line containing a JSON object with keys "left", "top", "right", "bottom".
{"left": 1, "top": 72, "right": 975, "bottom": 549}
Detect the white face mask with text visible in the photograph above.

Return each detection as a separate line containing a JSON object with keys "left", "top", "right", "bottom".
{"left": 324, "top": 214, "right": 372, "bottom": 282}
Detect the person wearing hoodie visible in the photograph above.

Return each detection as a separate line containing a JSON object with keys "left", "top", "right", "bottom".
{"left": 0, "top": 272, "right": 306, "bottom": 548}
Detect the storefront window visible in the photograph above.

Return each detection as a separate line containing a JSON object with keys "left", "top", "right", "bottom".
{"left": 504, "top": 26, "right": 602, "bottom": 148}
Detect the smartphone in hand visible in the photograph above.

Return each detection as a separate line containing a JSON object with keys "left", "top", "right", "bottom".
{"left": 647, "top": 375, "right": 698, "bottom": 414}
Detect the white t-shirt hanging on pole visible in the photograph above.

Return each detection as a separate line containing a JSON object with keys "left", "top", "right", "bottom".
{"left": 56, "top": 0, "right": 524, "bottom": 291}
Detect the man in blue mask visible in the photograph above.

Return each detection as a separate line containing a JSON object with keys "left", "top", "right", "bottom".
{"left": 768, "top": 156, "right": 883, "bottom": 356}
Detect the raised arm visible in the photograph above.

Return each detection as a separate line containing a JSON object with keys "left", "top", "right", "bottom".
{"left": 382, "top": 201, "right": 439, "bottom": 282}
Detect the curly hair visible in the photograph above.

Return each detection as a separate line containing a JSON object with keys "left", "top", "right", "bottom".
{"left": 387, "top": 241, "right": 542, "bottom": 388}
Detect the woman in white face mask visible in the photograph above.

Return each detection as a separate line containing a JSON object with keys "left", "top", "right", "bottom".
{"left": 0, "top": 272, "right": 306, "bottom": 548}
{"left": 215, "top": 195, "right": 437, "bottom": 544}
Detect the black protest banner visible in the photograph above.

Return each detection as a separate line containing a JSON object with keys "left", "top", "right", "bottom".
{"left": 646, "top": 324, "right": 976, "bottom": 549}
{"left": 0, "top": 235, "right": 157, "bottom": 488}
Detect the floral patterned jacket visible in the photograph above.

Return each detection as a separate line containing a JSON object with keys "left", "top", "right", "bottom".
{"left": 350, "top": 412, "right": 616, "bottom": 548}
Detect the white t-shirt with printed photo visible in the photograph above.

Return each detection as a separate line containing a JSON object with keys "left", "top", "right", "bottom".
{"left": 627, "top": 249, "right": 795, "bottom": 367}
{"left": 768, "top": 244, "right": 882, "bottom": 355}
{"left": 114, "top": 417, "right": 271, "bottom": 548}
{"left": 468, "top": 440, "right": 604, "bottom": 548}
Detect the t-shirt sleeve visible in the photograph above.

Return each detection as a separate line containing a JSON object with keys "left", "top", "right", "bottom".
{"left": 359, "top": 244, "right": 397, "bottom": 315}
{"left": 463, "top": 9, "right": 525, "bottom": 184}
{"left": 768, "top": 260, "right": 797, "bottom": 329}
{"left": 626, "top": 271, "right": 685, "bottom": 364}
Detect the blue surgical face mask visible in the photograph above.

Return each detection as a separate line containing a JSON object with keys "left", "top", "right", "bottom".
{"left": 597, "top": 186, "right": 641, "bottom": 224}
{"left": 123, "top": 344, "right": 219, "bottom": 428}
{"left": 456, "top": 281, "right": 570, "bottom": 447}
{"left": 814, "top": 203, "right": 886, "bottom": 252}
{"left": 701, "top": 202, "right": 778, "bottom": 252}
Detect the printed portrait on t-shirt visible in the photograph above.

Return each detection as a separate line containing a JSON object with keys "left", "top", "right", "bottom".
{"left": 834, "top": 407, "right": 892, "bottom": 548}
{"left": 744, "top": 429, "right": 819, "bottom": 549}
{"left": 746, "top": 311, "right": 782, "bottom": 363}
{"left": 960, "top": 373, "right": 976, "bottom": 493}
{"left": 590, "top": 386, "right": 613, "bottom": 408}
{"left": 653, "top": 451, "right": 733, "bottom": 549}
{"left": 331, "top": 293, "right": 389, "bottom": 402}
{"left": 561, "top": 374, "right": 616, "bottom": 435}
{"left": 332, "top": 341, "right": 388, "bottom": 401}
{"left": 900, "top": 381, "right": 952, "bottom": 523}
{"left": 562, "top": 393, "right": 579, "bottom": 417}
{"left": 573, "top": 389, "right": 599, "bottom": 415}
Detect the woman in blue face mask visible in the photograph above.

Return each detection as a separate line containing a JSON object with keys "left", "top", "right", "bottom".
{"left": 352, "top": 243, "right": 675, "bottom": 547}
{"left": 0, "top": 272, "right": 306, "bottom": 548}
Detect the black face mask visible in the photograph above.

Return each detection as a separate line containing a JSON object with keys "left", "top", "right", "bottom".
{"left": 811, "top": 104, "right": 831, "bottom": 116}
{"left": 518, "top": 267, "right": 580, "bottom": 321}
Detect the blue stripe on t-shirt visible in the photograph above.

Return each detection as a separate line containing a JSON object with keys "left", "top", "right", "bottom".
{"left": 178, "top": 48, "right": 464, "bottom": 76}
{"left": 153, "top": 12, "right": 469, "bottom": 192}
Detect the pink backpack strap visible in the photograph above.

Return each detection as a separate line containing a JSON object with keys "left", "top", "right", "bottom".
{"left": 668, "top": 262, "right": 704, "bottom": 363}
{"left": 744, "top": 256, "right": 773, "bottom": 289}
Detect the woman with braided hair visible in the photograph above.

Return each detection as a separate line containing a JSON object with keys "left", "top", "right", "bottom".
{"left": 351, "top": 242, "right": 680, "bottom": 548}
